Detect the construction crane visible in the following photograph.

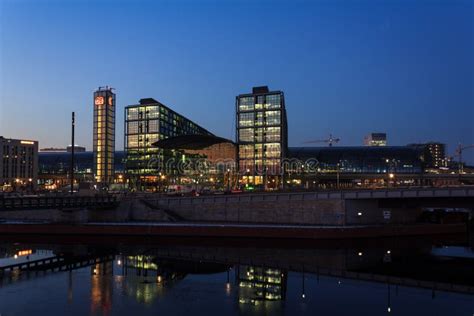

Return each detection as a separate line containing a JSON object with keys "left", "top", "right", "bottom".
{"left": 454, "top": 143, "right": 474, "bottom": 173}
{"left": 303, "top": 134, "right": 341, "bottom": 147}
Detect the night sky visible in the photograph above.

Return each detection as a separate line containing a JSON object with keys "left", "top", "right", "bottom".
{"left": 0, "top": 0, "right": 472, "bottom": 162}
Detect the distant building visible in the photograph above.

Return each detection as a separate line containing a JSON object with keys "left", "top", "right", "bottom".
{"left": 408, "top": 142, "right": 446, "bottom": 168}
{"left": 289, "top": 146, "right": 423, "bottom": 174}
{"left": 67, "top": 145, "right": 86, "bottom": 153}
{"left": 40, "top": 145, "right": 86, "bottom": 153}
{"left": 288, "top": 146, "right": 425, "bottom": 189}
{"left": 236, "top": 86, "right": 288, "bottom": 189}
{"left": 124, "top": 98, "right": 212, "bottom": 190}
{"left": 0, "top": 136, "right": 38, "bottom": 191}
{"left": 37, "top": 151, "right": 125, "bottom": 191}
{"left": 364, "top": 133, "right": 387, "bottom": 146}
{"left": 93, "top": 86, "right": 116, "bottom": 185}
{"left": 40, "top": 147, "right": 67, "bottom": 153}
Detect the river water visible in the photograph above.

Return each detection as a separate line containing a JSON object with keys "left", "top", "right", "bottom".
{"left": 0, "top": 235, "right": 472, "bottom": 315}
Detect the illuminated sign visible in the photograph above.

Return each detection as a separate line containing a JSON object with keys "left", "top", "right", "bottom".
{"left": 108, "top": 96, "right": 114, "bottom": 106}
{"left": 95, "top": 96, "right": 105, "bottom": 105}
{"left": 20, "top": 140, "right": 35, "bottom": 145}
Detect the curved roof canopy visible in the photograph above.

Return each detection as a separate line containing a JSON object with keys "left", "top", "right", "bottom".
{"left": 153, "top": 134, "right": 235, "bottom": 150}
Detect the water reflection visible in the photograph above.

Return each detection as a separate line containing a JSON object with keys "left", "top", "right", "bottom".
{"left": 237, "top": 266, "right": 287, "bottom": 304}
{"left": 119, "top": 255, "right": 187, "bottom": 305}
{"left": 0, "top": 235, "right": 472, "bottom": 315}
{"left": 90, "top": 262, "right": 113, "bottom": 315}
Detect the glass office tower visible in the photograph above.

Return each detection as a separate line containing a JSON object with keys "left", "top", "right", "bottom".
{"left": 93, "top": 86, "right": 115, "bottom": 185}
{"left": 236, "top": 86, "right": 288, "bottom": 189}
{"left": 125, "top": 98, "right": 212, "bottom": 190}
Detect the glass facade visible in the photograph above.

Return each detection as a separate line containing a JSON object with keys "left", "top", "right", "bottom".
{"left": 39, "top": 152, "right": 125, "bottom": 174}
{"left": 93, "top": 87, "right": 115, "bottom": 184}
{"left": 124, "top": 98, "right": 212, "bottom": 189}
{"left": 236, "top": 87, "right": 288, "bottom": 188}
{"left": 287, "top": 146, "right": 424, "bottom": 174}
{"left": 408, "top": 142, "right": 446, "bottom": 168}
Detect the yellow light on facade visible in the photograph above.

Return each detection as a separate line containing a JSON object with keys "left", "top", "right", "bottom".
{"left": 17, "top": 249, "right": 32, "bottom": 257}
{"left": 389, "top": 173, "right": 395, "bottom": 179}
{"left": 20, "top": 140, "right": 34, "bottom": 145}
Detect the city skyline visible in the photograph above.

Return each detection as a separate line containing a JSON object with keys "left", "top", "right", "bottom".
{"left": 0, "top": 2, "right": 473, "bottom": 315}
{"left": 0, "top": 0, "right": 473, "bottom": 162}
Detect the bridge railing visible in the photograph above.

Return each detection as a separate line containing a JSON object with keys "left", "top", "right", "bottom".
{"left": 0, "top": 195, "right": 118, "bottom": 211}
{"left": 153, "top": 187, "right": 474, "bottom": 206}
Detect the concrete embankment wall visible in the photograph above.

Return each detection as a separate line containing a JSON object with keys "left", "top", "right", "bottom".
{"left": 0, "top": 198, "right": 172, "bottom": 223}
{"left": 344, "top": 199, "right": 423, "bottom": 225}
{"left": 151, "top": 195, "right": 346, "bottom": 225}
{"left": 0, "top": 209, "right": 89, "bottom": 223}
{"left": 146, "top": 193, "right": 424, "bottom": 225}
{"left": 0, "top": 193, "right": 424, "bottom": 226}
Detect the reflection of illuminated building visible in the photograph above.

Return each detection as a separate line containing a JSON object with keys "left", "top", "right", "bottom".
{"left": 125, "top": 255, "right": 158, "bottom": 273}
{"left": 90, "top": 261, "right": 113, "bottom": 315}
{"left": 119, "top": 255, "right": 186, "bottom": 305}
{"left": 13, "top": 249, "right": 33, "bottom": 259}
{"left": 237, "top": 265, "right": 287, "bottom": 305}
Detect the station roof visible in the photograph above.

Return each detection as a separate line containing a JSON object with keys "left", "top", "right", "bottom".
{"left": 153, "top": 134, "right": 235, "bottom": 150}
{"left": 289, "top": 146, "right": 424, "bottom": 163}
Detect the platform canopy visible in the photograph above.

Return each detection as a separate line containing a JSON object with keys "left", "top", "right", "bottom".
{"left": 153, "top": 134, "right": 235, "bottom": 150}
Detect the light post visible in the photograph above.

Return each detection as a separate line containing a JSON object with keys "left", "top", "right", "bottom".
{"left": 385, "top": 158, "right": 398, "bottom": 188}
{"left": 227, "top": 168, "right": 231, "bottom": 192}
{"left": 70, "top": 112, "right": 75, "bottom": 195}
{"left": 28, "top": 178, "right": 33, "bottom": 193}
{"left": 246, "top": 168, "right": 250, "bottom": 188}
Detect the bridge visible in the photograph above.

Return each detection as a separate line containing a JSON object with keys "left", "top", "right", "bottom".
{"left": 0, "top": 254, "right": 114, "bottom": 286}
{"left": 0, "top": 195, "right": 118, "bottom": 211}
{"left": 157, "top": 186, "right": 474, "bottom": 204}
{"left": 146, "top": 187, "right": 474, "bottom": 226}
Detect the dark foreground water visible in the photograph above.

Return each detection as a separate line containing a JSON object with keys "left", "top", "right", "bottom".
{"left": 0, "top": 235, "right": 473, "bottom": 315}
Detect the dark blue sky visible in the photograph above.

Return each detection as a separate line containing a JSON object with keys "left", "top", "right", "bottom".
{"left": 0, "top": 0, "right": 473, "bottom": 162}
